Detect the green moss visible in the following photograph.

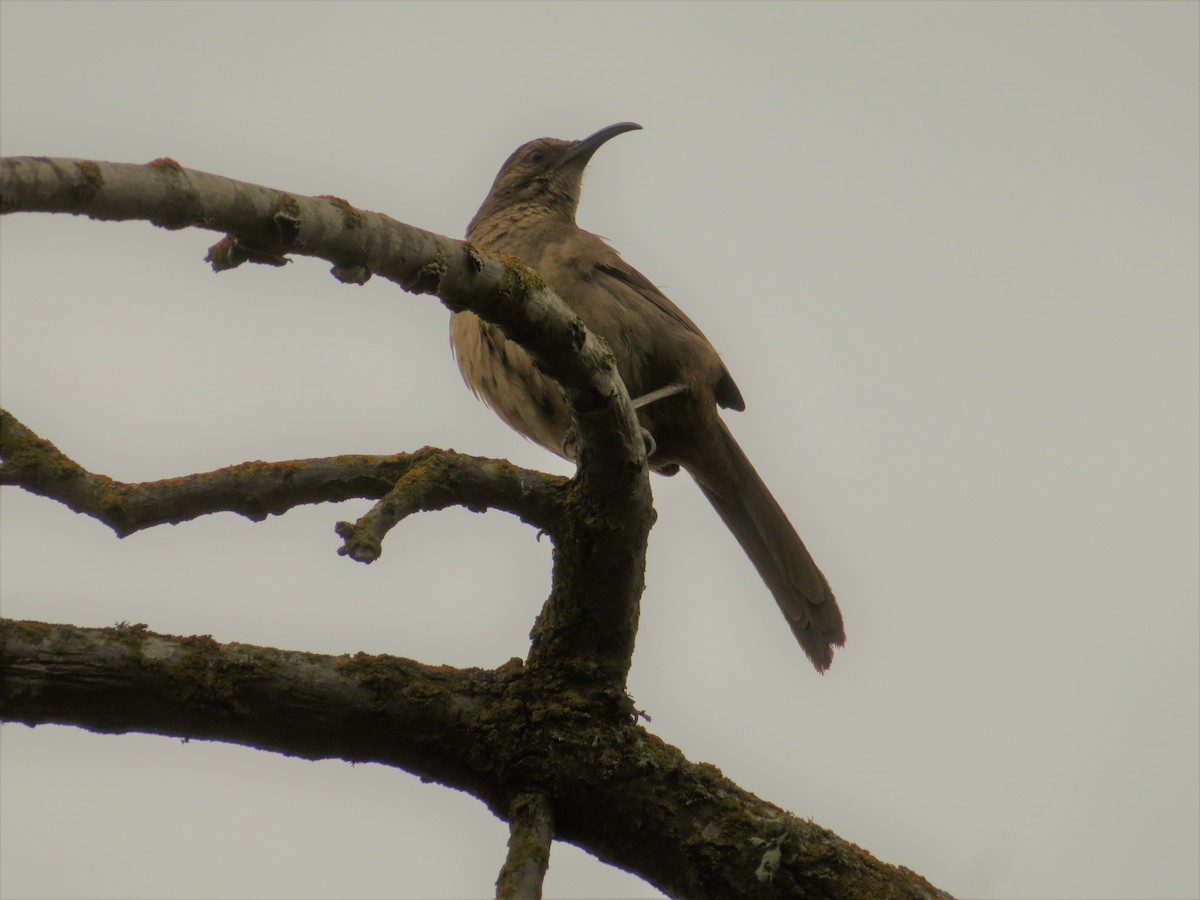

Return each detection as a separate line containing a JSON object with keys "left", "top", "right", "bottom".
{"left": 76, "top": 159, "right": 104, "bottom": 186}
{"left": 0, "top": 413, "right": 86, "bottom": 483}
{"left": 271, "top": 194, "right": 303, "bottom": 246}
{"left": 99, "top": 622, "right": 150, "bottom": 647}
{"left": 147, "top": 157, "right": 184, "bottom": 173}
{"left": 317, "top": 195, "right": 364, "bottom": 229}
{"left": 497, "top": 255, "right": 545, "bottom": 298}
{"left": 463, "top": 242, "right": 486, "bottom": 273}
{"left": 71, "top": 160, "right": 104, "bottom": 203}
{"left": 274, "top": 194, "right": 301, "bottom": 217}
{"left": 1, "top": 619, "right": 58, "bottom": 645}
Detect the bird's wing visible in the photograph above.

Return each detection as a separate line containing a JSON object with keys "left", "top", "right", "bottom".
{"left": 591, "top": 251, "right": 746, "bottom": 411}
{"left": 593, "top": 255, "right": 707, "bottom": 338}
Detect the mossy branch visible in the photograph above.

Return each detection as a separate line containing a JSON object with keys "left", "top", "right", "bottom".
{"left": 0, "top": 619, "right": 952, "bottom": 900}
{"left": 0, "top": 408, "right": 563, "bottom": 542}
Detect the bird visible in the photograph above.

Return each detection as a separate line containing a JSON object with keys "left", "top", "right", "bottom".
{"left": 449, "top": 123, "right": 845, "bottom": 671}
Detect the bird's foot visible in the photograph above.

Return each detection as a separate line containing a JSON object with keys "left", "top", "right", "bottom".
{"left": 562, "top": 380, "right": 685, "bottom": 464}
{"left": 560, "top": 425, "right": 661, "bottom": 463}
{"left": 633, "top": 384, "right": 684, "bottom": 474}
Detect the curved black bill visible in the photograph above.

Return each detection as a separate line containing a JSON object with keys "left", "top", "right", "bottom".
{"left": 558, "top": 122, "right": 643, "bottom": 167}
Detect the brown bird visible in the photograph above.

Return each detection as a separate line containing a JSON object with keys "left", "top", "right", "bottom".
{"left": 450, "top": 123, "right": 845, "bottom": 671}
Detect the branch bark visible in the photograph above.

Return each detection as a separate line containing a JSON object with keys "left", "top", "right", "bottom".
{"left": 496, "top": 792, "right": 554, "bottom": 900}
{"left": 0, "top": 408, "right": 564, "bottom": 541}
{"left": 1, "top": 619, "right": 951, "bottom": 900}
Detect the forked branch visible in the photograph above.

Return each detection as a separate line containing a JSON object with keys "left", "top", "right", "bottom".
{"left": 0, "top": 409, "right": 564, "bottom": 546}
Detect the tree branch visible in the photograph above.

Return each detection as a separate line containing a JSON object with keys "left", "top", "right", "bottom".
{"left": 495, "top": 792, "right": 554, "bottom": 900}
{"left": 0, "top": 619, "right": 952, "bottom": 900}
{"left": 0, "top": 156, "right": 645, "bottom": 478}
{"left": 0, "top": 619, "right": 505, "bottom": 802}
{"left": 0, "top": 408, "right": 564, "bottom": 541}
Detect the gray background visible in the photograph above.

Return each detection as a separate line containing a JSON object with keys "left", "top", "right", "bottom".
{"left": 1, "top": 2, "right": 1197, "bottom": 898}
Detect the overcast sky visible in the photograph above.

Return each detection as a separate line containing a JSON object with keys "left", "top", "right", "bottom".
{"left": 1, "top": 2, "right": 1197, "bottom": 899}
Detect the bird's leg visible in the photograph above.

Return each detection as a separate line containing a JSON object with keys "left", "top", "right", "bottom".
{"left": 633, "top": 383, "right": 688, "bottom": 473}
{"left": 631, "top": 382, "right": 688, "bottom": 410}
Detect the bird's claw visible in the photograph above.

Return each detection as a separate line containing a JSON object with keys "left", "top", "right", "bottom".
{"left": 560, "top": 425, "right": 660, "bottom": 462}
{"left": 640, "top": 427, "right": 657, "bottom": 458}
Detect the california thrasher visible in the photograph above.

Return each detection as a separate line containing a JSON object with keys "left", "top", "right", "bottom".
{"left": 450, "top": 123, "right": 845, "bottom": 671}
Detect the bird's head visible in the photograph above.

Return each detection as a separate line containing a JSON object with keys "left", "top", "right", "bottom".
{"left": 469, "top": 122, "right": 642, "bottom": 232}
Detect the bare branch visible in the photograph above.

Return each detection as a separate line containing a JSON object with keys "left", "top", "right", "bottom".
{"left": 495, "top": 792, "right": 554, "bottom": 900}
{"left": 333, "top": 452, "right": 561, "bottom": 563}
{"left": 0, "top": 408, "right": 563, "bottom": 538}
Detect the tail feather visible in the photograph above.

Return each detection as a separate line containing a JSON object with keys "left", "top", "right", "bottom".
{"left": 690, "top": 420, "right": 845, "bottom": 671}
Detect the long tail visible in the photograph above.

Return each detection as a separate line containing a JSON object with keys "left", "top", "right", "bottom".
{"left": 689, "top": 419, "right": 845, "bottom": 671}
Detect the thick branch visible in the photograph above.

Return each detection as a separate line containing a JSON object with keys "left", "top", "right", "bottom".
{"left": 0, "top": 619, "right": 503, "bottom": 798}
{"left": 1, "top": 619, "right": 952, "bottom": 899}
{"left": 0, "top": 409, "right": 563, "bottom": 540}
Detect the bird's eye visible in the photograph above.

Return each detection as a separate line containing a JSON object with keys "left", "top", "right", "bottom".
{"left": 527, "top": 148, "right": 545, "bottom": 163}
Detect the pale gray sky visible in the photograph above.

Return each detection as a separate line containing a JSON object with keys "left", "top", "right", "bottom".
{"left": 1, "top": 2, "right": 1197, "bottom": 898}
